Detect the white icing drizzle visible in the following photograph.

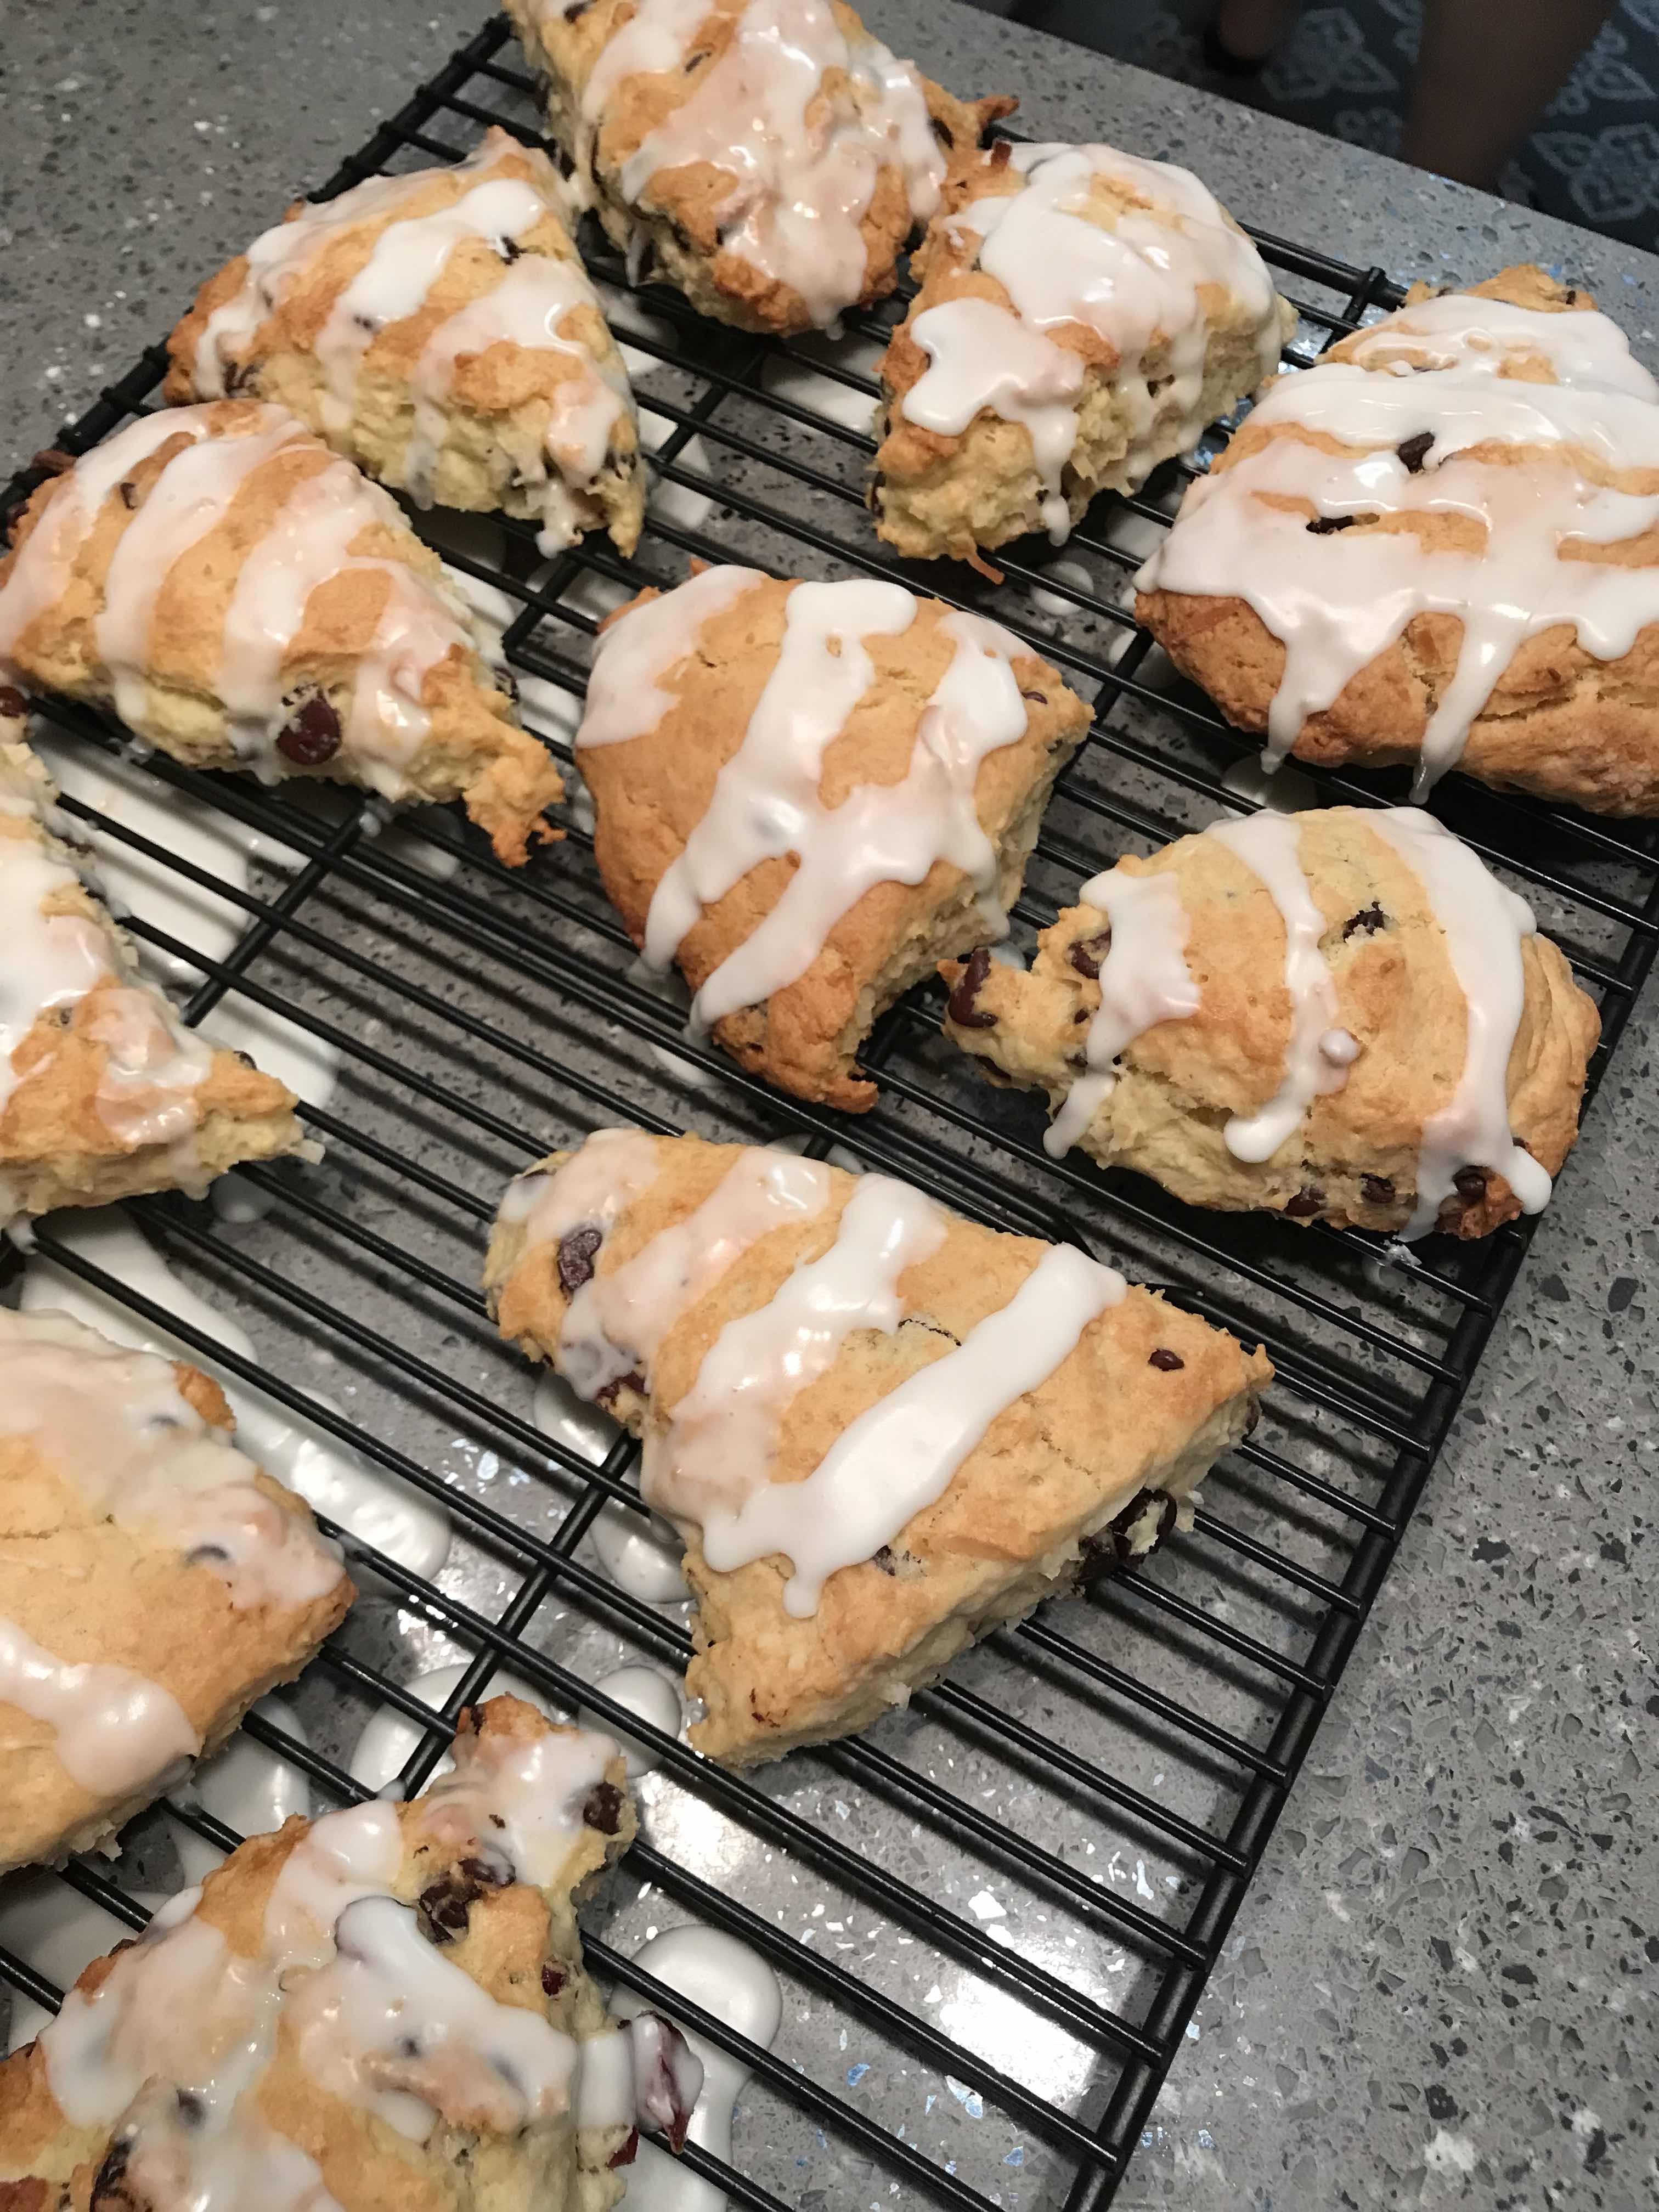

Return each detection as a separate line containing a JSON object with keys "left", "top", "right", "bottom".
{"left": 1135, "top": 298, "right": 1659, "bottom": 793}
{"left": 597, "top": 575, "right": 1031, "bottom": 1026}
{"left": 0, "top": 1611, "right": 198, "bottom": 1796}
{"left": 589, "top": 1492, "right": 691, "bottom": 1605}
{"left": 501, "top": 1126, "right": 665, "bottom": 1265}
{"left": 1366, "top": 806, "right": 1552, "bottom": 1236}
{"left": 578, "top": 564, "right": 766, "bottom": 750}
{"left": 901, "top": 143, "right": 1283, "bottom": 539}
{"left": 560, "top": 1147, "right": 832, "bottom": 1397}
{"left": 1343, "top": 291, "right": 1659, "bottom": 397}
{"left": 584, "top": 0, "right": 945, "bottom": 329}
{"left": 1044, "top": 866, "right": 1200, "bottom": 1158}
{"left": 348, "top": 1660, "right": 551, "bottom": 1795}
{"left": 263, "top": 1797, "right": 405, "bottom": 1966}
{"left": 413, "top": 1714, "right": 617, "bottom": 1888}
{"left": 644, "top": 1172, "right": 947, "bottom": 1523}
{"left": 0, "top": 1307, "right": 346, "bottom": 1611}
{"left": 1204, "top": 810, "right": 1346, "bottom": 1164}
{"left": 664, "top": 1231, "right": 1126, "bottom": 1616}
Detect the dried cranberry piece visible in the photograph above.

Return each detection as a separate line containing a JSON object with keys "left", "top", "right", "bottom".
{"left": 583, "top": 1780, "right": 624, "bottom": 1835}
{"left": 0, "top": 685, "right": 27, "bottom": 719}
{"left": 276, "top": 694, "right": 341, "bottom": 765}
{"left": 1396, "top": 431, "right": 1434, "bottom": 473}
{"left": 541, "top": 1959, "right": 568, "bottom": 1997}
{"left": 1361, "top": 1173, "right": 1395, "bottom": 1205}
{"left": 558, "top": 1224, "right": 603, "bottom": 1295}
{"left": 1306, "top": 512, "right": 1357, "bottom": 534}
{"left": 1069, "top": 930, "right": 1111, "bottom": 981}
{"left": 1148, "top": 1347, "right": 1184, "bottom": 1372}
{"left": 1453, "top": 1166, "right": 1487, "bottom": 1200}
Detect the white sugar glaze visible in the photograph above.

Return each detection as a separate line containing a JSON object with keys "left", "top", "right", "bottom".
{"left": 1135, "top": 297, "right": 1659, "bottom": 792}
{"left": 0, "top": 1306, "right": 345, "bottom": 1611}
{"left": 1044, "top": 865, "right": 1199, "bottom": 1158}
{"left": 415, "top": 1711, "right": 617, "bottom": 1888}
{"left": 577, "top": 563, "right": 766, "bottom": 749}
{"left": 584, "top": 0, "right": 945, "bottom": 330}
{"left": 0, "top": 1610, "right": 198, "bottom": 1796}
{"left": 1205, "top": 810, "right": 1347, "bottom": 1163}
{"left": 901, "top": 142, "right": 1283, "bottom": 540}
{"left": 0, "top": 1876, "right": 162, "bottom": 2055}
{"left": 22, "top": 1210, "right": 452, "bottom": 1583}
{"left": 1342, "top": 291, "right": 1659, "bottom": 397}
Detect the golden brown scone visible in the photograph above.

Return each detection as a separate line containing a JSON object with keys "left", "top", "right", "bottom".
{"left": 1135, "top": 266, "right": 1659, "bottom": 815}
{"left": 0, "top": 402, "right": 561, "bottom": 865}
{"left": 872, "top": 139, "right": 1295, "bottom": 563}
{"left": 0, "top": 734, "right": 303, "bottom": 1227}
{"left": 165, "top": 129, "right": 644, "bottom": 560}
{"left": 574, "top": 563, "right": 1091, "bottom": 1109}
{"left": 484, "top": 1130, "right": 1272, "bottom": 1767}
{"left": 0, "top": 1306, "right": 352, "bottom": 1876}
{"left": 939, "top": 804, "right": 1599, "bottom": 1239}
{"left": 0, "top": 1696, "right": 697, "bottom": 2212}
{"left": 503, "top": 0, "right": 1013, "bottom": 335}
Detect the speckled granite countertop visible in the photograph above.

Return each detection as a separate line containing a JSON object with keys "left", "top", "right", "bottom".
{"left": 3, "top": 3, "right": 1655, "bottom": 2205}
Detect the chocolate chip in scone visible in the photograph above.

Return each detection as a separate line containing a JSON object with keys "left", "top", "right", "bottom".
{"left": 557, "top": 1224, "right": 603, "bottom": 1295}
{"left": 945, "top": 945, "right": 997, "bottom": 1029}
{"left": 1565, "top": 287, "right": 1581, "bottom": 306}
{"left": 1019, "top": 686, "right": 1047, "bottom": 703}
{"left": 0, "top": 684, "right": 27, "bottom": 719}
{"left": 583, "top": 1779, "right": 624, "bottom": 1835}
{"left": 175, "top": 2090, "right": 206, "bottom": 2128}
{"left": 930, "top": 115, "right": 955, "bottom": 148}
{"left": 415, "top": 1858, "right": 507, "bottom": 1947}
{"left": 1071, "top": 1007, "right": 1090, "bottom": 1025}
{"left": 1341, "top": 903, "right": 1387, "bottom": 940}
{"left": 872, "top": 1545, "right": 897, "bottom": 1575}
{"left": 1396, "top": 430, "right": 1434, "bottom": 473}
{"left": 185, "top": 1542, "right": 230, "bottom": 1564}
{"left": 1284, "top": 1185, "right": 1324, "bottom": 1217}
{"left": 1148, "top": 1347, "right": 1184, "bottom": 1372}
{"left": 499, "top": 236, "right": 524, "bottom": 263}
{"left": 118, "top": 479, "right": 139, "bottom": 510}
{"left": 1361, "top": 1173, "right": 1395, "bottom": 1205}
{"left": 1076, "top": 1486, "right": 1179, "bottom": 1584}
{"left": 595, "top": 1368, "right": 645, "bottom": 1410}
{"left": 1305, "top": 512, "right": 1357, "bottom": 534}
{"left": 1069, "top": 929, "right": 1111, "bottom": 980}
{"left": 1453, "top": 1166, "right": 1487, "bottom": 1200}
{"left": 90, "top": 2137, "right": 135, "bottom": 2212}
{"left": 276, "top": 693, "right": 341, "bottom": 766}
{"left": 541, "top": 1959, "right": 568, "bottom": 1997}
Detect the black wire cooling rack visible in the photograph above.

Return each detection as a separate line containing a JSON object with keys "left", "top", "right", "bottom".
{"left": 3, "top": 13, "right": 1657, "bottom": 2209}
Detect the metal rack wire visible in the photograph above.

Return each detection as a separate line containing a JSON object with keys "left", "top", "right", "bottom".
{"left": 1, "top": 13, "right": 1655, "bottom": 2208}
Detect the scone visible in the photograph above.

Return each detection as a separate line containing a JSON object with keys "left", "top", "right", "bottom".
{"left": 871, "top": 139, "right": 1294, "bottom": 563}
{"left": 0, "top": 1306, "right": 352, "bottom": 1877}
{"left": 0, "top": 1695, "right": 701, "bottom": 2211}
{"left": 503, "top": 0, "right": 1013, "bottom": 334}
{"left": 0, "top": 401, "right": 562, "bottom": 865}
{"left": 0, "top": 731, "right": 303, "bottom": 1227}
{"left": 575, "top": 563, "right": 1092, "bottom": 1108}
{"left": 484, "top": 1130, "right": 1272, "bottom": 1767}
{"left": 165, "top": 128, "right": 645, "bottom": 559}
{"left": 1135, "top": 266, "right": 1659, "bottom": 814}
{"left": 939, "top": 804, "right": 1599, "bottom": 1239}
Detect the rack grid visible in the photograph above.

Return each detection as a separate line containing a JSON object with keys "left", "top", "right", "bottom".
{"left": 2, "top": 14, "right": 1656, "bottom": 2209}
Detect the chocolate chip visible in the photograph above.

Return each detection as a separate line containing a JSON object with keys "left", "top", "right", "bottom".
{"left": 91, "top": 2137, "right": 133, "bottom": 2210}
{"left": 1019, "top": 687, "right": 1047, "bottom": 703}
{"left": 459, "top": 1854, "right": 510, "bottom": 1889}
{"left": 398, "top": 2034, "right": 421, "bottom": 2058}
{"left": 118, "top": 479, "right": 139, "bottom": 510}
{"left": 222, "top": 360, "right": 251, "bottom": 397}
{"left": 176, "top": 2090, "right": 205, "bottom": 2127}
{"left": 1284, "top": 1186, "right": 1324, "bottom": 1218}
{"left": 276, "top": 693, "right": 341, "bottom": 765}
{"left": 415, "top": 1862, "right": 504, "bottom": 1946}
{"left": 541, "top": 1960, "right": 568, "bottom": 1997}
{"left": 1565, "top": 287, "right": 1581, "bottom": 306}
{"left": 594, "top": 1369, "right": 645, "bottom": 1410}
{"left": 0, "top": 685, "right": 27, "bottom": 719}
{"left": 1341, "top": 903, "right": 1387, "bottom": 940}
{"left": 234, "top": 1049, "right": 257, "bottom": 1069}
{"left": 1066, "top": 1052, "right": 1087, "bottom": 1071}
{"left": 557, "top": 1224, "right": 603, "bottom": 1295}
{"left": 583, "top": 1780, "right": 624, "bottom": 1835}
{"left": 1069, "top": 929, "right": 1111, "bottom": 981}
{"left": 945, "top": 945, "right": 997, "bottom": 1030}
{"left": 1453, "top": 1166, "right": 1487, "bottom": 1200}
{"left": 1076, "top": 1487, "right": 1179, "bottom": 1584}
{"left": 872, "top": 1544, "right": 896, "bottom": 1575}
{"left": 1396, "top": 430, "right": 1434, "bottom": 473}
{"left": 1361, "top": 1173, "right": 1395, "bottom": 1205}
{"left": 499, "top": 237, "right": 524, "bottom": 263}
{"left": 353, "top": 312, "right": 377, "bottom": 334}
{"left": 1071, "top": 1007, "right": 1089, "bottom": 1024}
{"left": 186, "top": 1543, "right": 230, "bottom": 1564}
{"left": 930, "top": 115, "right": 955, "bottom": 148}
{"left": 1148, "top": 1348, "right": 1184, "bottom": 1372}
{"left": 1305, "top": 512, "right": 1356, "bottom": 534}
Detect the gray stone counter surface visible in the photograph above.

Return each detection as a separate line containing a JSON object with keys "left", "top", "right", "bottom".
{"left": 2, "top": 3, "right": 1655, "bottom": 2206}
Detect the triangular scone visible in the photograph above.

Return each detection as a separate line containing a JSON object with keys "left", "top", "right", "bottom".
{"left": 0, "top": 732, "right": 303, "bottom": 1227}
{"left": 0, "top": 1308, "right": 353, "bottom": 1876}
{"left": 485, "top": 1131, "right": 1272, "bottom": 1768}
{"left": 166, "top": 129, "right": 645, "bottom": 560}
{"left": 940, "top": 805, "right": 1599, "bottom": 1240}
{"left": 0, "top": 1696, "right": 702, "bottom": 2209}
{"left": 1136, "top": 266, "right": 1659, "bottom": 814}
{"left": 503, "top": 0, "right": 1013, "bottom": 334}
{"left": 0, "top": 402, "right": 561, "bottom": 864}
{"left": 871, "top": 140, "right": 1295, "bottom": 562}
{"left": 575, "top": 565, "right": 1091, "bottom": 1108}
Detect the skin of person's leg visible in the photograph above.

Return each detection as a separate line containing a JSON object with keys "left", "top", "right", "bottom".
{"left": 1403, "top": 0, "right": 1617, "bottom": 187}
{"left": 1214, "top": 0, "right": 1304, "bottom": 64}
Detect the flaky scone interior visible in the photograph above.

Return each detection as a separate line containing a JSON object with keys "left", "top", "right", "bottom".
{"left": 0, "top": 1696, "right": 702, "bottom": 2212}
{"left": 504, "top": 0, "right": 1014, "bottom": 334}
{"left": 0, "top": 402, "right": 561, "bottom": 865}
{"left": 1135, "top": 265, "right": 1659, "bottom": 816}
{"left": 574, "top": 563, "right": 1091, "bottom": 1109}
{"left": 485, "top": 1131, "right": 1271, "bottom": 1768}
{"left": 872, "top": 138, "right": 1295, "bottom": 563}
{"left": 0, "top": 729, "right": 303, "bottom": 1227}
{"left": 939, "top": 804, "right": 1599, "bottom": 1239}
{"left": 0, "top": 1306, "right": 353, "bottom": 1876}
{"left": 166, "top": 128, "right": 645, "bottom": 560}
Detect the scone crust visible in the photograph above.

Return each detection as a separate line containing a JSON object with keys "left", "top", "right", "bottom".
{"left": 1136, "top": 266, "right": 1659, "bottom": 816}
{"left": 580, "top": 573, "right": 1091, "bottom": 1108}
{"left": 0, "top": 1329, "right": 351, "bottom": 1877}
{"left": 504, "top": 0, "right": 1013, "bottom": 335}
{"left": 872, "top": 144, "right": 1297, "bottom": 561}
{"left": 0, "top": 404, "right": 561, "bottom": 865}
{"left": 165, "top": 129, "right": 645, "bottom": 560}
{"left": 0, "top": 737, "right": 303, "bottom": 1222}
{"left": 484, "top": 1134, "right": 1271, "bottom": 1767}
{"left": 0, "top": 1697, "right": 636, "bottom": 2212}
{"left": 939, "top": 806, "right": 1600, "bottom": 1237}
